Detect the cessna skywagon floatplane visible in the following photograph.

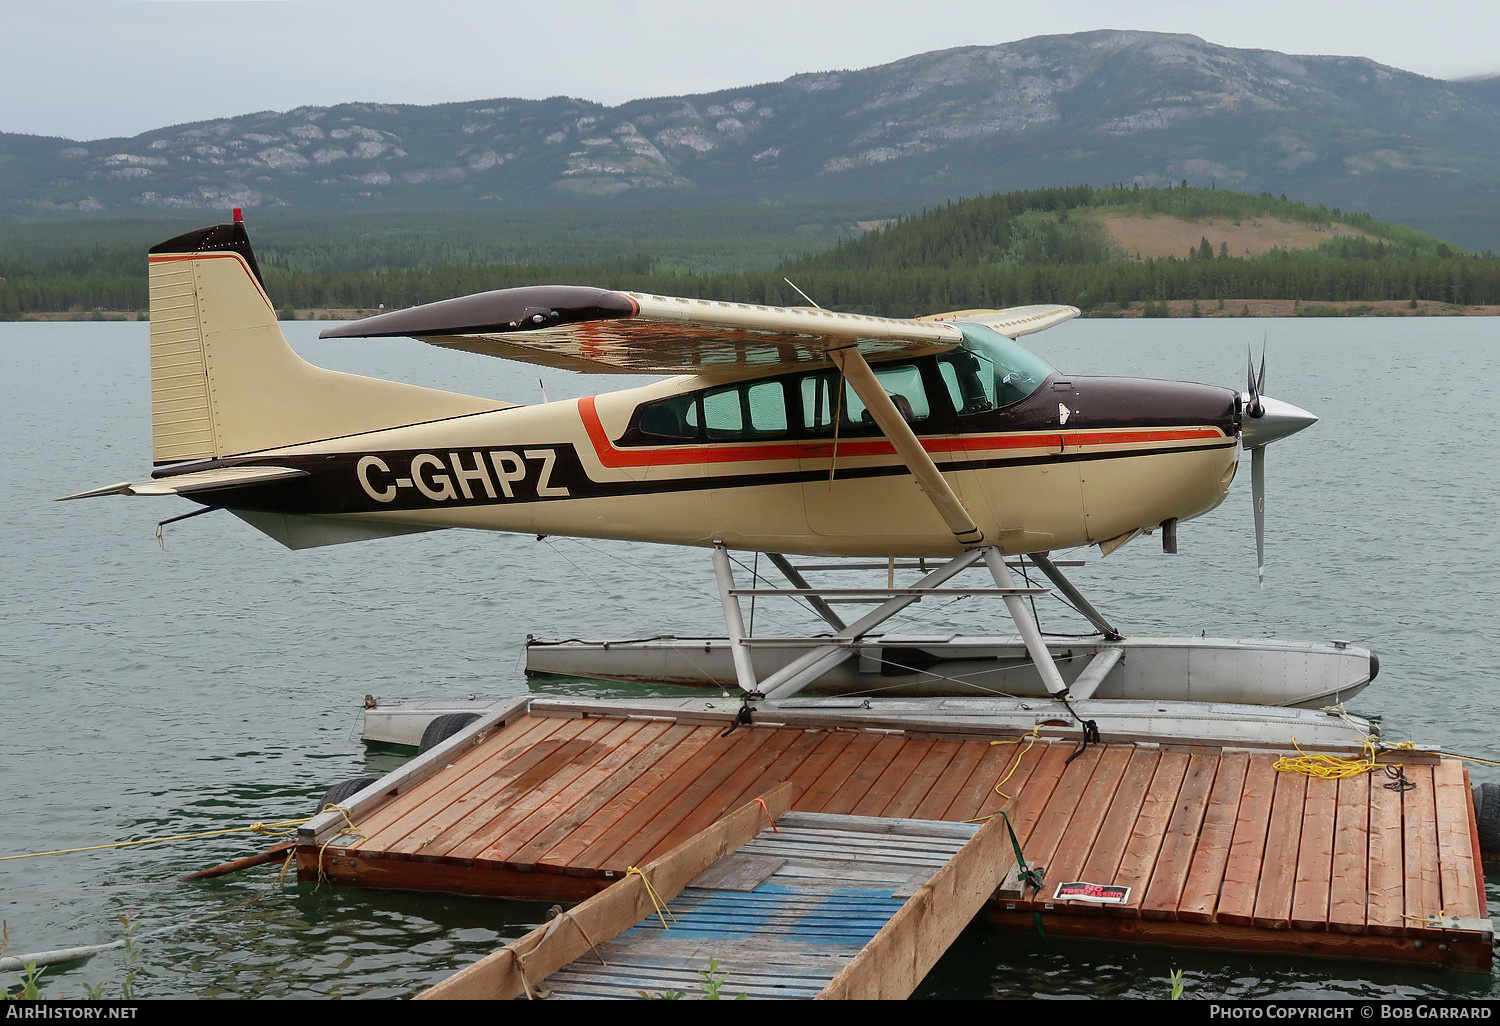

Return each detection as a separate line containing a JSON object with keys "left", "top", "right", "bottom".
{"left": 64, "top": 215, "right": 1377, "bottom": 742}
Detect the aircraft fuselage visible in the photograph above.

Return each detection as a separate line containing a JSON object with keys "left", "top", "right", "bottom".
{"left": 161, "top": 363, "right": 1240, "bottom": 557}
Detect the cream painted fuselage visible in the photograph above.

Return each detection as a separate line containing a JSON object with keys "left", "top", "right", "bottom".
{"left": 180, "top": 369, "right": 1241, "bottom": 557}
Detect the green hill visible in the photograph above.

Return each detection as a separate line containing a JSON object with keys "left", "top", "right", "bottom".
{"left": 3, "top": 186, "right": 1495, "bottom": 319}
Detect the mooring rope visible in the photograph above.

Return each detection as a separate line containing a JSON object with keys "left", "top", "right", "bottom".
{"left": 985, "top": 726, "right": 1043, "bottom": 801}
{"left": 0, "top": 818, "right": 310, "bottom": 862}
{"left": 626, "top": 866, "right": 676, "bottom": 929}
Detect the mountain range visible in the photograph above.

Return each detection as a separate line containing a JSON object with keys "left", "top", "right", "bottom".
{"left": 5, "top": 30, "right": 1499, "bottom": 249}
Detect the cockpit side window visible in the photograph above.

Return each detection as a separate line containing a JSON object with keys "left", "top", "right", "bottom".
{"left": 939, "top": 324, "right": 1057, "bottom": 415}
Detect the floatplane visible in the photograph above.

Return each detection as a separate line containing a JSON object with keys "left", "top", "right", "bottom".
{"left": 63, "top": 212, "right": 1378, "bottom": 748}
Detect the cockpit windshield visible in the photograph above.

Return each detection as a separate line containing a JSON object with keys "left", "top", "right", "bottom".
{"left": 937, "top": 323, "right": 1058, "bottom": 414}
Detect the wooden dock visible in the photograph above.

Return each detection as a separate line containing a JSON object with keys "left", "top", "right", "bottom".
{"left": 298, "top": 696, "right": 1492, "bottom": 977}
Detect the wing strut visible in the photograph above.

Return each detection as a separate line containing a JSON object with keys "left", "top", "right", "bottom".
{"left": 827, "top": 345, "right": 1075, "bottom": 702}
{"left": 826, "top": 346, "right": 983, "bottom": 546}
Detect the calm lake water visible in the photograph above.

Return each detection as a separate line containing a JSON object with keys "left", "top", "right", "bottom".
{"left": 3, "top": 315, "right": 1500, "bottom": 999}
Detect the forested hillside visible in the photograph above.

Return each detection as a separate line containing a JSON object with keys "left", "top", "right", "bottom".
{"left": 4, "top": 186, "right": 1497, "bottom": 318}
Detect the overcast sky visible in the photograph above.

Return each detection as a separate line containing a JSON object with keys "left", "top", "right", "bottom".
{"left": 5, "top": 0, "right": 1498, "bottom": 141}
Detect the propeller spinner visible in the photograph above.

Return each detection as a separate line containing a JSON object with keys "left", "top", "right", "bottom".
{"left": 1239, "top": 350, "right": 1317, "bottom": 584}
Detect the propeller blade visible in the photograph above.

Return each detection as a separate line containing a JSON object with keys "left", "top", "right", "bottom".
{"left": 1246, "top": 346, "right": 1267, "bottom": 418}
{"left": 1252, "top": 443, "right": 1266, "bottom": 587}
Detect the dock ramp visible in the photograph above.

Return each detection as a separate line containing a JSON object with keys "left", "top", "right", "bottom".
{"left": 418, "top": 782, "right": 1010, "bottom": 999}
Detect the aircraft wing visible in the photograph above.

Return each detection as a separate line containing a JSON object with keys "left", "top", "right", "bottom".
{"left": 321, "top": 286, "right": 1078, "bottom": 378}
{"left": 917, "top": 304, "right": 1082, "bottom": 338}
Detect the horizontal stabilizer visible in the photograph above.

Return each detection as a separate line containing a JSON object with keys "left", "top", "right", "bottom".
{"left": 229, "top": 510, "right": 441, "bottom": 550}
{"left": 57, "top": 465, "right": 308, "bottom": 501}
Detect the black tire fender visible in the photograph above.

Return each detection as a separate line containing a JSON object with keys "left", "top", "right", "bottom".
{"left": 1472, "top": 783, "right": 1500, "bottom": 859}
{"left": 418, "top": 712, "right": 482, "bottom": 754}
{"left": 317, "top": 776, "right": 379, "bottom": 812}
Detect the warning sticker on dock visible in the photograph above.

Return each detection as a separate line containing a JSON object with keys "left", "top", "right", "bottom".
{"left": 1053, "top": 881, "right": 1131, "bottom": 904}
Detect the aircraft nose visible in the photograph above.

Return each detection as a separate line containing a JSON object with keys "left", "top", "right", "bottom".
{"left": 1240, "top": 393, "right": 1317, "bottom": 449}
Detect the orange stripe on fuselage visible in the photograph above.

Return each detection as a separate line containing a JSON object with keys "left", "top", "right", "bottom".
{"left": 577, "top": 394, "right": 1226, "bottom": 470}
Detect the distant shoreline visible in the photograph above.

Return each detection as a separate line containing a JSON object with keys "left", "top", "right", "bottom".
{"left": 16, "top": 298, "right": 1500, "bottom": 322}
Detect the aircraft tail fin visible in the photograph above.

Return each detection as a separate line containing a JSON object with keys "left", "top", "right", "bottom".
{"left": 147, "top": 214, "right": 506, "bottom": 466}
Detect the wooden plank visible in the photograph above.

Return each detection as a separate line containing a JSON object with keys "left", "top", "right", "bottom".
{"left": 534, "top": 724, "right": 724, "bottom": 872}
{"left": 394, "top": 715, "right": 626, "bottom": 858}
{"left": 440, "top": 716, "right": 647, "bottom": 860}
{"left": 337, "top": 711, "right": 572, "bottom": 847}
{"left": 356, "top": 715, "right": 596, "bottom": 855}
{"left": 1141, "top": 752, "right": 1218, "bottom": 920}
{"left": 301, "top": 698, "right": 537, "bottom": 847}
{"left": 795, "top": 731, "right": 886, "bottom": 813}
{"left": 683, "top": 727, "right": 840, "bottom": 826}
{"left": 1073, "top": 747, "right": 1162, "bottom": 909}
{"left": 1328, "top": 772, "right": 1371, "bottom": 934}
{"left": 507, "top": 721, "right": 698, "bottom": 867}
{"left": 582, "top": 725, "right": 788, "bottom": 869}
{"left": 878, "top": 739, "right": 965, "bottom": 820}
{"left": 1290, "top": 774, "right": 1338, "bottom": 931}
{"left": 1434, "top": 759, "right": 1484, "bottom": 925}
{"left": 1014, "top": 745, "right": 1101, "bottom": 878}
{"left": 1463, "top": 766, "right": 1492, "bottom": 922}
{"left": 638, "top": 727, "right": 826, "bottom": 862}
{"left": 1251, "top": 766, "right": 1307, "bottom": 930}
{"left": 1044, "top": 745, "right": 1135, "bottom": 909}
{"left": 911, "top": 739, "right": 989, "bottom": 821}
{"left": 416, "top": 783, "right": 800, "bottom": 1000}
{"left": 1401, "top": 762, "right": 1442, "bottom": 932}
{"left": 817, "top": 813, "right": 1012, "bottom": 999}
{"left": 1003, "top": 741, "right": 1076, "bottom": 846}
{"left": 1178, "top": 750, "right": 1251, "bottom": 923}
{"left": 1107, "top": 750, "right": 1189, "bottom": 919}
{"left": 942, "top": 734, "right": 1047, "bottom": 823}
{"left": 1366, "top": 762, "right": 1408, "bottom": 935}
{"left": 1216, "top": 754, "right": 1278, "bottom": 926}
{"left": 475, "top": 718, "right": 679, "bottom": 864}
{"left": 851, "top": 738, "right": 938, "bottom": 818}
{"left": 817, "top": 734, "right": 912, "bottom": 816}
{"left": 986, "top": 907, "right": 1492, "bottom": 972}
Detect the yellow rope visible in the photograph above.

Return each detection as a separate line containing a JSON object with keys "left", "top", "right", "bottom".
{"left": 626, "top": 866, "right": 676, "bottom": 929}
{"left": 313, "top": 805, "right": 365, "bottom": 889}
{"left": 1273, "top": 735, "right": 1381, "bottom": 779}
{"left": 988, "top": 726, "right": 1043, "bottom": 801}
{"left": 1271, "top": 734, "right": 1466, "bottom": 781}
{"left": 1439, "top": 752, "right": 1500, "bottom": 769}
{"left": 0, "top": 818, "right": 310, "bottom": 862}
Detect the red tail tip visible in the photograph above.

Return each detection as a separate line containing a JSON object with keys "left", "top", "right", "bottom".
{"left": 233, "top": 208, "right": 244, "bottom": 223}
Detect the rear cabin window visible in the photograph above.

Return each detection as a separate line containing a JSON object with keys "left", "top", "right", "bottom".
{"left": 627, "top": 360, "right": 941, "bottom": 444}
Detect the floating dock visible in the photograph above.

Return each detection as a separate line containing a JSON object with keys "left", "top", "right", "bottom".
{"left": 298, "top": 696, "right": 1492, "bottom": 981}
